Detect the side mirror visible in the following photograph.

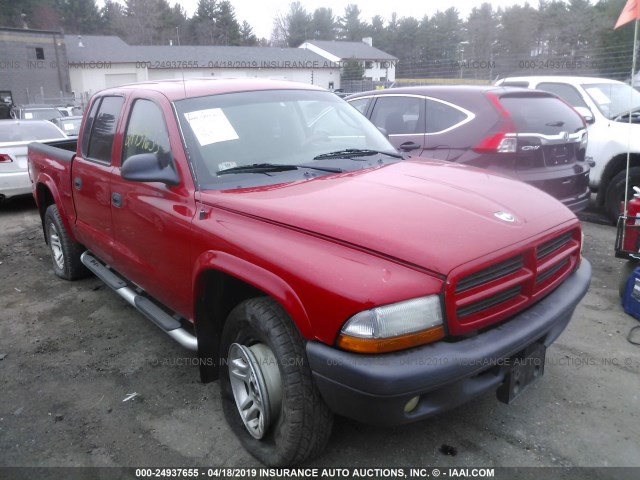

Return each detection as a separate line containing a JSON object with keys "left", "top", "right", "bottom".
{"left": 121, "top": 152, "right": 179, "bottom": 186}
{"left": 574, "top": 106, "right": 595, "bottom": 125}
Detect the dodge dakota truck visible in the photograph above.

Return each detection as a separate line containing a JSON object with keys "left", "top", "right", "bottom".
{"left": 28, "top": 78, "right": 591, "bottom": 466}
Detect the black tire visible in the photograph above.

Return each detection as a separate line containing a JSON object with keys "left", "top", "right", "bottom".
{"left": 220, "top": 297, "right": 333, "bottom": 466}
{"left": 44, "top": 204, "right": 88, "bottom": 280}
{"left": 619, "top": 260, "right": 639, "bottom": 298}
{"left": 605, "top": 167, "right": 640, "bottom": 224}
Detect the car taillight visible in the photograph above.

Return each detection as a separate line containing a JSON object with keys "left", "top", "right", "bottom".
{"left": 0, "top": 154, "right": 12, "bottom": 163}
{"left": 473, "top": 93, "right": 518, "bottom": 154}
{"left": 473, "top": 132, "right": 517, "bottom": 153}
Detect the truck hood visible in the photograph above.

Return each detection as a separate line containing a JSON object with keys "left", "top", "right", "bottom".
{"left": 200, "top": 160, "right": 575, "bottom": 276}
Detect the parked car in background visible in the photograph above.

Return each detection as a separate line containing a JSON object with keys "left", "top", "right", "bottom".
{"left": 496, "top": 76, "right": 640, "bottom": 222}
{"left": 51, "top": 116, "right": 83, "bottom": 138}
{"left": 346, "top": 86, "right": 591, "bottom": 212}
{"left": 56, "top": 105, "right": 84, "bottom": 117}
{"left": 0, "top": 120, "right": 68, "bottom": 203}
{"left": 10, "top": 104, "right": 64, "bottom": 122}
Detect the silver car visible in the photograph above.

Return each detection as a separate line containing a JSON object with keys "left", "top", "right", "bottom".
{"left": 0, "top": 120, "right": 67, "bottom": 202}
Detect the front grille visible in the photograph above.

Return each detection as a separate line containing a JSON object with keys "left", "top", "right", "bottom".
{"left": 446, "top": 228, "right": 580, "bottom": 335}
{"left": 537, "top": 231, "right": 572, "bottom": 259}
{"left": 457, "top": 286, "right": 522, "bottom": 318}
{"left": 536, "top": 258, "right": 569, "bottom": 285}
{"left": 456, "top": 256, "right": 523, "bottom": 293}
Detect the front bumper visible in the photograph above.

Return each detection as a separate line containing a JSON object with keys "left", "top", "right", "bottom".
{"left": 306, "top": 259, "right": 591, "bottom": 426}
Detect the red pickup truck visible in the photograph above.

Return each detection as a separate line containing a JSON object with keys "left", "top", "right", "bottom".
{"left": 28, "top": 78, "right": 591, "bottom": 466}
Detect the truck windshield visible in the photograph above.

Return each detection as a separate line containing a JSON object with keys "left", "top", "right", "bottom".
{"left": 583, "top": 82, "right": 640, "bottom": 119}
{"left": 174, "top": 89, "right": 397, "bottom": 188}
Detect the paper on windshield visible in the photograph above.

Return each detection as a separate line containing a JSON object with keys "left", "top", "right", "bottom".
{"left": 585, "top": 87, "right": 611, "bottom": 105}
{"left": 63, "top": 123, "right": 74, "bottom": 131}
{"left": 24, "top": 112, "right": 33, "bottom": 119}
{"left": 184, "top": 108, "right": 239, "bottom": 146}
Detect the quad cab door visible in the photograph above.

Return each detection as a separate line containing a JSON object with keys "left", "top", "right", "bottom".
{"left": 109, "top": 93, "right": 197, "bottom": 318}
{"left": 72, "top": 95, "right": 125, "bottom": 264}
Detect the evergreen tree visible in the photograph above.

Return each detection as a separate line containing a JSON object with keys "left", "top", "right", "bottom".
{"left": 338, "top": 4, "right": 367, "bottom": 41}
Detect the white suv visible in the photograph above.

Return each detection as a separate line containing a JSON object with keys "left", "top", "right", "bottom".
{"left": 496, "top": 76, "right": 640, "bottom": 222}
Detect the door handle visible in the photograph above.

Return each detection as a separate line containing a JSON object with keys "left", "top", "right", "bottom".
{"left": 112, "top": 192, "right": 122, "bottom": 208}
{"left": 73, "top": 177, "right": 82, "bottom": 190}
{"left": 399, "top": 142, "right": 421, "bottom": 152}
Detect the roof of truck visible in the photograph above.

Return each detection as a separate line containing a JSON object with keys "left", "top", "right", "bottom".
{"left": 99, "top": 77, "right": 324, "bottom": 102}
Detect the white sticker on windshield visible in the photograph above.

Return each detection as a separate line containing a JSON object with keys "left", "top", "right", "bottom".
{"left": 24, "top": 112, "right": 33, "bottom": 119}
{"left": 63, "top": 123, "right": 74, "bottom": 131}
{"left": 218, "top": 161, "right": 237, "bottom": 171}
{"left": 586, "top": 87, "right": 612, "bottom": 105}
{"left": 184, "top": 108, "right": 239, "bottom": 146}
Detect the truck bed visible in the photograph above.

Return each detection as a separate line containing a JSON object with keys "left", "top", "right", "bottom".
{"left": 28, "top": 139, "right": 77, "bottom": 162}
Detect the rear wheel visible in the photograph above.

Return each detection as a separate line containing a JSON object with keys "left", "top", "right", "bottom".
{"left": 605, "top": 167, "right": 640, "bottom": 224}
{"left": 220, "top": 297, "right": 333, "bottom": 466}
{"left": 44, "top": 204, "right": 88, "bottom": 280}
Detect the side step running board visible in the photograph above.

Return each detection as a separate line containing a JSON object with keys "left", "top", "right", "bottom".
{"left": 80, "top": 251, "right": 198, "bottom": 351}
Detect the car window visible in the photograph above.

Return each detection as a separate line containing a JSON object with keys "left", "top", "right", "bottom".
{"left": 582, "top": 82, "right": 640, "bottom": 119}
{"left": 0, "top": 122, "right": 65, "bottom": 142}
{"left": 370, "top": 96, "right": 424, "bottom": 135}
{"left": 348, "top": 98, "right": 370, "bottom": 115}
{"left": 122, "top": 99, "right": 172, "bottom": 166}
{"left": 22, "top": 109, "right": 62, "bottom": 121}
{"left": 174, "top": 89, "right": 395, "bottom": 189}
{"left": 500, "top": 81, "right": 530, "bottom": 88}
{"left": 536, "top": 83, "right": 588, "bottom": 108}
{"left": 86, "top": 96, "right": 124, "bottom": 163}
{"left": 499, "top": 95, "right": 584, "bottom": 134}
{"left": 55, "top": 118, "right": 82, "bottom": 136}
{"left": 299, "top": 100, "right": 368, "bottom": 139}
{"left": 425, "top": 99, "right": 469, "bottom": 133}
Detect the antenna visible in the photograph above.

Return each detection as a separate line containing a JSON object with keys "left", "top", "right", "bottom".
{"left": 181, "top": 70, "right": 187, "bottom": 99}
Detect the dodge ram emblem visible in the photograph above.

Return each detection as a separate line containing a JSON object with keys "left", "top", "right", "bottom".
{"left": 494, "top": 211, "right": 515, "bottom": 222}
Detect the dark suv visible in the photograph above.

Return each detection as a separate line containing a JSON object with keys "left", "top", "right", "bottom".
{"left": 346, "top": 86, "right": 590, "bottom": 212}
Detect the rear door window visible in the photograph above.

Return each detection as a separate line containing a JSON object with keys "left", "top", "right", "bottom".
{"left": 85, "top": 96, "right": 124, "bottom": 163}
{"left": 499, "top": 95, "right": 584, "bottom": 134}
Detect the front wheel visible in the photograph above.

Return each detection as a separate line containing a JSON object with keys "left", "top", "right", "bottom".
{"left": 605, "top": 167, "right": 640, "bottom": 224}
{"left": 44, "top": 204, "right": 88, "bottom": 280}
{"left": 220, "top": 297, "right": 333, "bottom": 466}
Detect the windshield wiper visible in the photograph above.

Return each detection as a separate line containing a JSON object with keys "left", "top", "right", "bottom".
{"left": 313, "top": 148, "right": 404, "bottom": 160}
{"left": 216, "top": 163, "right": 342, "bottom": 176}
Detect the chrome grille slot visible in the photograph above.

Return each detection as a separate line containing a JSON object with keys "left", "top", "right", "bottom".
{"left": 456, "top": 256, "right": 524, "bottom": 293}
{"left": 457, "top": 286, "right": 522, "bottom": 318}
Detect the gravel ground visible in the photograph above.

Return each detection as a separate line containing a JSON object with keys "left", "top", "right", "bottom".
{"left": 1, "top": 196, "right": 639, "bottom": 477}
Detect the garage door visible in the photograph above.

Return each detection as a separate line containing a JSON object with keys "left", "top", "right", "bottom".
{"left": 104, "top": 73, "right": 137, "bottom": 88}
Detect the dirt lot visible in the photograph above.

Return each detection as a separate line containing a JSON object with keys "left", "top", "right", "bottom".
{"left": 1, "top": 196, "right": 639, "bottom": 474}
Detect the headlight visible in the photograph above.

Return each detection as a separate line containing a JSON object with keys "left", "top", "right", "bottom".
{"left": 337, "top": 295, "right": 445, "bottom": 353}
{"left": 580, "top": 131, "right": 588, "bottom": 151}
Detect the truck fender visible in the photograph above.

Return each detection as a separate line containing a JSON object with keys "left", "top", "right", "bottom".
{"left": 35, "top": 174, "right": 79, "bottom": 244}
{"left": 192, "top": 250, "right": 313, "bottom": 383}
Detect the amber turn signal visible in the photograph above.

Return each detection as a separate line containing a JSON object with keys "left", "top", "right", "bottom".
{"left": 336, "top": 325, "right": 445, "bottom": 353}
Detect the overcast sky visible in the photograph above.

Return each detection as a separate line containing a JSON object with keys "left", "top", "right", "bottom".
{"left": 113, "top": 1, "right": 535, "bottom": 41}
